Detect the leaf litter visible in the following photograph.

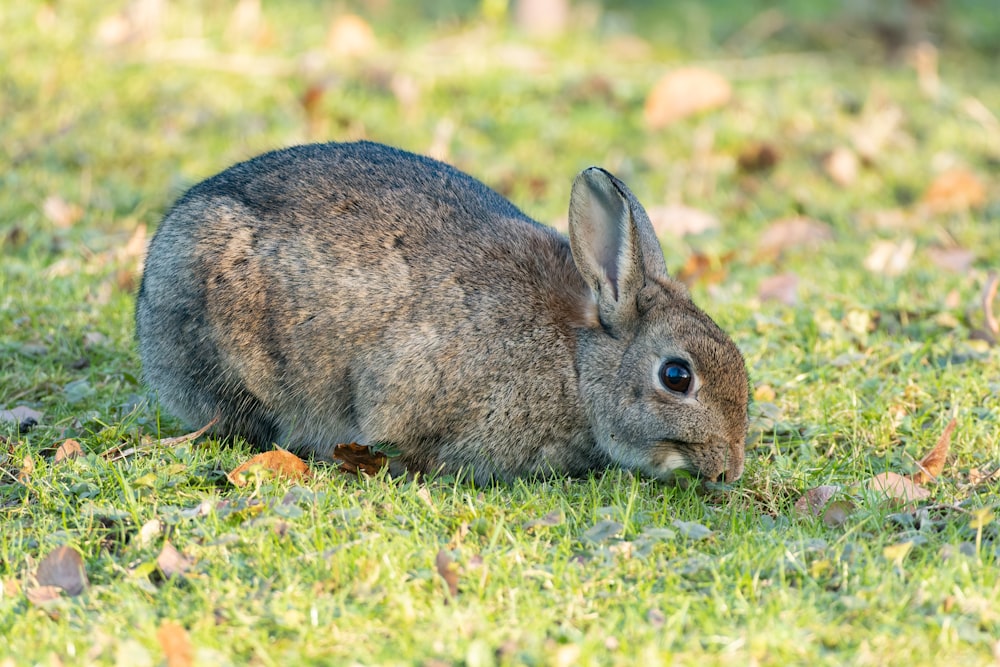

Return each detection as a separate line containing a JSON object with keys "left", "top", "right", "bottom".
{"left": 27, "top": 545, "right": 89, "bottom": 605}
{"left": 795, "top": 418, "right": 960, "bottom": 525}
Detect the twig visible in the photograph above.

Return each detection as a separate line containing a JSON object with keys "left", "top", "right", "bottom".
{"left": 100, "top": 415, "right": 219, "bottom": 461}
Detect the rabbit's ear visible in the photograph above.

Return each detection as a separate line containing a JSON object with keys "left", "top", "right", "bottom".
{"left": 568, "top": 167, "right": 667, "bottom": 327}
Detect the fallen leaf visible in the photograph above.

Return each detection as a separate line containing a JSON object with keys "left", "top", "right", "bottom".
{"left": 851, "top": 104, "right": 903, "bottom": 163}
{"left": 331, "top": 442, "right": 388, "bottom": 476}
{"left": 435, "top": 549, "right": 459, "bottom": 599}
{"left": 42, "top": 195, "right": 83, "bottom": 228}
{"left": 0, "top": 405, "right": 42, "bottom": 432}
{"left": 910, "top": 418, "right": 956, "bottom": 484}
{"left": 157, "top": 541, "right": 192, "bottom": 580}
{"left": 754, "top": 384, "right": 776, "bottom": 402}
{"left": 737, "top": 142, "right": 780, "bottom": 173}
{"left": 138, "top": 519, "right": 163, "bottom": 548}
{"left": 647, "top": 608, "right": 666, "bottom": 627}
{"left": 868, "top": 472, "right": 930, "bottom": 503}
{"left": 644, "top": 67, "right": 731, "bottom": 129}
{"left": 927, "top": 246, "right": 975, "bottom": 273}
{"left": 864, "top": 238, "right": 915, "bottom": 276}
{"left": 54, "top": 439, "right": 83, "bottom": 464}
{"left": 17, "top": 455, "right": 34, "bottom": 484}
{"left": 756, "top": 217, "right": 833, "bottom": 259}
{"left": 794, "top": 485, "right": 840, "bottom": 517}
{"left": 970, "top": 507, "right": 995, "bottom": 530}
{"left": 157, "top": 621, "right": 193, "bottom": 667}
{"left": 326, "top": 14, "right": 375, "bottom": 57}
{"left": 982, "top": 271, "right": 999, "bottom": 341}
{"left": 523, "top": 510, "right": 563, "bottom": 530}
{"left": 758, "top": 272, "right": 799, "bottom": 306}
{"left": 671, "top": 520, "right": 712, "bottom": 540}
{"left": 922, "top": 168, "right": 986, "bottom": 213}
{"left": 227, "top": 449, "right": 311, "bottom": 487}
{"left": 25, "top": 585, "right": 62, "bottom": 606}
{"left": 822, "top": 500, "right": 855, "bottom": 527}
{"left": 35, "top": 545, "right": 88, "bottom": 596}
{"left": 514, "top": 0, "right": 569, "bottom": 38}
{"left": 582, "top": 519, "right": 623, "bottom": 544}
{"left": 910, "top": 41, "right": 940, "bottom": 98}
{"left": 675, "top": 251, "right": 734, "bottom": 287}
{"left": 647, "top": 204, "right": 719, "bottom": 237}
{"left": 823, "top": 147, "right": 859, "bottom": 187}
{"left": 882, "top": 541, "right": 914, "bottom": 566}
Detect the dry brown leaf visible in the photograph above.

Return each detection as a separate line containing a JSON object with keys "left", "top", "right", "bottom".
{"left": 35, "top": 545, "right": 88, "bottom": 596}
{"left": 756, "top": 217, "right": 833, "bottom": 259}
{"left": 758, "top": 273, "right": 799, "bottom": 306}
{"left": 737, "top": 142, "right": 780, "bottom": 173}
{"left": 910, "top": 418, "right": 956, "bottom": 484}
{"left": 983, "top": 271, "right": 999, "bottom": 340}
{"left": 17, "top": 455, "right": 34, "bottom": 484}
{"left": 25, "top": 585, "right": 62, "bottom": 606}
{"left": 822, "top": 500, "right": 854, "bottom": 527}
{"left": 227, "top": 449, "right": 311, "bottom": 487}
{"left": 647, "top": 204, "right": 719, "bottom": 237}
{"left": 868, "top": 472, "right": 930, "bottom": 503}
{"left": 864, "top": 239, "right": 914, "bottom": 276}
{"left": 823, "top": 147, "right": 859, "bottom": 187}
{"left": 0, "top": 405, "right": 42, "bottom": 430}
{"left": 326, "top": 14, "right": 375, "bottom": 57}
{"left": 155, "top": 417, "right": 219, "bottom": 447}
{"left": 157, "top": 541, "right": 192, "bottom": 580}
{"left": 42, "top": 195, "right": 83, "bottom": 228}
{"left": 157, "top": 621, "right": 193, "bottom": 667}
{"left": 923, "top": 168, "right": 986, "bottom": 213}
{"left": 644, "top": 67, "right": 731, "bottom": 129}
{"left": 54, "top": 439, "right": 83, "bottom": 464}
{"left": 676, "top": 251, "right": 734, "bottom": 287}
{"left": 435, "top": 550, "right": 459, "bottom": 599}
{"left": 331, "top": 443, "right": 388, "bottom": 476}
{"left": 794, "top": 485, "right": 840, "bottom": 517}
{"left": 927, "top": 246, "right": 975, "bottom": 273}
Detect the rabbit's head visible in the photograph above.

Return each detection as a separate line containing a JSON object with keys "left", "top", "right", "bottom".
{"left": 569, "top": 168, "right": 749, "bottom": 482}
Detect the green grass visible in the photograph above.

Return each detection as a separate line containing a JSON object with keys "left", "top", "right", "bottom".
{"left": 2, "top": 1, "right": 1000, "bottom": 664}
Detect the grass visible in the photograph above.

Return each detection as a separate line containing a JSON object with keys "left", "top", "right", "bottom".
{"left": 2, "top": 0, "right": 1000, "bottom": 664}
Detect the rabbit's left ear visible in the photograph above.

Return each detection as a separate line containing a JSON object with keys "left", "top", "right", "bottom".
{"left": 568, "top": 167, "right": 667, "bottom": 328}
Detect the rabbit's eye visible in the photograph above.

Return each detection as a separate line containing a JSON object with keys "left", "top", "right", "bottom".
{"left": 658, "top": 361, "right": 692, "bottom": 394}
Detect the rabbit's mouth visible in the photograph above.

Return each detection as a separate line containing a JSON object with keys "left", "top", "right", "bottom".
{"left": 646, "top": 440, "right": 737, "bottom": 484}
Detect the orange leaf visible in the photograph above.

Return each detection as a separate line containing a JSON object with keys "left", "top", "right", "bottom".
{"left": 922, "top": 168, "right": 986, "bottom": 213}
{"left": 227, "top": 449, "right": 311, "bottom": 487}
{"left": 331, "top": 443, "right": 388, "bottom": 477}
{"left": 54, "top": 439, "right": 83, "bottom": 463}
{"left": 909, "top": 418, "right": 956, "bottom": 484}
{"left": 157, "top": 621, "right": 193, "bottom": 667}
{"left": 644, "top": 67, "right": 731, "bottom": 129}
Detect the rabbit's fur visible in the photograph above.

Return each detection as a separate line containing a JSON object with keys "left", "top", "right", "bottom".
{"left": 136, "top": 141, "right": 749, "bottom": 483}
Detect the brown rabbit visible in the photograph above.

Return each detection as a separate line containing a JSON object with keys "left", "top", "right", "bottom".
{"left": 136, "top": 141, "right": 749, "bottom": 484}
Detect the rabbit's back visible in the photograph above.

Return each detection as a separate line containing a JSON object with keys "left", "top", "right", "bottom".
{"left": 137, "top": 142, "right": 603, "bottom": 478}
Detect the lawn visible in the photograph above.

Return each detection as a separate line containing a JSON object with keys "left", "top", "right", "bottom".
{"left": 1, "top": 1, "right": 999, "bottom": 665}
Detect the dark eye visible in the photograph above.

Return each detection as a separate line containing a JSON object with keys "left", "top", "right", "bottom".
{"left": 658, "top": 360, "right": 692, "bottom": 394}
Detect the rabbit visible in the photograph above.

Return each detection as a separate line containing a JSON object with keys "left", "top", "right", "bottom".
{"left": 136, "top": 141, "right": 749, "bottom": 484}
